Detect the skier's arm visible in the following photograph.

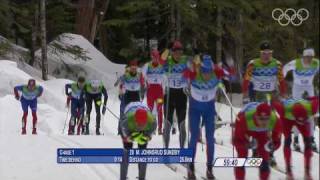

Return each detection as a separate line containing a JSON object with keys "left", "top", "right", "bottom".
{"left": 102, "top": 86, "right": 108, "bottom": 106}
{"left": 271, "top": 118, "right": 282, "bottom": 150}
{"left": 14, "top": 85, "right": 23, "bottom": 99}
{"left": 233, "top": 113, "right": 249, "bottom": 148}
{"left": 242, "top": 62, "right": 254, "bottom": 97}
{"left": 277, "top": 62, "right": 287, "bottom": 97}
{"left": 282, "top": 60, "right": 295, "bottom": 78}
{"left": 37, "top": 86, "right": 44, "bottom": 97}
{"left": 213, "top": 65, "right": 225, "bottom": 79}
{"left": 65, "top": 84, "right": 71, "bottom": 96}
{"left": 310, "top": 97, "right": 319, "bottom": 115}
{"left": 159, "top": 49, "right": 170, "bottom": 65}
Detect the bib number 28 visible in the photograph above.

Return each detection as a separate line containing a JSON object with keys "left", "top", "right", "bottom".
{"left": 259, "top": 82, "right": 271, "bottom": 90}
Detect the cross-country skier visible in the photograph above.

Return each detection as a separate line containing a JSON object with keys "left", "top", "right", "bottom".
{"left": 162, "top": 40, "right": 190, "bottom": 148}
{"left": 242, "top": 41, "right": 287, "bottom": 103}
{"left": 14, "top": 79, "right": 43, "bottom": 135}
{"left": 120, "top": 102, "right": 157, "bottom": 180}
{"left": 233, "top": 102, "right": 282, "bottom": 180}
{"left": 283, "top": 48, "right": 319, "bottom": 152}
{"left": 83, "top": 79, "right": 108, "bottom": 135}
{"left": 119, "top": 60, "right": 145, "bottom": 108}
{"left": 142, "top": 49, "right": 165, "bottom": 135}
{"left": 183, "top": 55, "right": 224, "bottom": 180}
{"left": 272, "top": 97, "right": 319, "bottom": 180}
{"left": 65, "top": 76, "right": 86, "bottom": 135}
{"left": 242, "top": 41, "right": 286, "bottom": 165}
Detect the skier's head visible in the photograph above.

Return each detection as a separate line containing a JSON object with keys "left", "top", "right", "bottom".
{"left": 201, "top": 54, "right": 213, "bottom": 80}
{"left": 255, "top": 102, "right": 272, "bottom": 128}
{"left": 302, "top": 48, "right": 315, "bottom": 64}
{"left": 260, "top": 41, "right": 273, "bottom": 64}
{"left": 292, "top": 103, "right": 308, "bottom": 123}
{"left": 151, "top": 49, "right": 160, "bottom": 64}
{"left": 27, "top": 79, "right": 36, "bottom": 90}
{"left": 135, "top": 108, "right": 148, "bottom": 130}
{"left": 171, "top": 40, "right": 183, "bottom": 61}
{"left": 129, "top": 59, "right": 138, "bottom": 75}
{"left": 77, "top": 76, "right": 86, "bottom": 89}
{"left": 90, "top": 80, "right": 101, "bottom": 91}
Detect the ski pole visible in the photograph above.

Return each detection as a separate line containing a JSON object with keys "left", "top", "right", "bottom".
{"left": 106, "top": 106, "right": 120, "bottom": 120}
{"left": 62, "top": 106, "right": 70, "bottom": 134}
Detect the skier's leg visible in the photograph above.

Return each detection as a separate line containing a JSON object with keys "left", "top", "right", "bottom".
{"left": 20, "top": 99, "right": 28, "bottom": 134}
{"left": 29, "top": 99, "right": 38, "bottom": 134}
{"left": 203, "top": 101, "right": 216, "bottom": 178}
{"left": 187, "top": 99, "right": 201, "bottom": 178}
{"left": 138, "top": 143, "right": 148, "bottom": 180}
{"left": 296, "top": 123, "right": 313, "bottom": 176}
{"left": 257, "top": 135, "right": 271, "bottom": 180}
{"left": 234, "top": 145, "right": 248, "bottom": 180}
{"left": 157, "top": 87, "right": 164, "bottom": 134}
{"left": 283, "top": 120, "right": 294, "bottom": 173}
{"left": 85, "top": 96, "right": 93, "bottom": 134}
{"left": 94, "top": 96, "right": 102, "bottom": 135}
{"left": 176, "top": 90, "right": 187, "bottom": 148}
{"left": 118, "top": 96, "right": 125, "bottom": 135}
{"left": 163, "top": 92, "right": 174, "bottom": 148}
{"left": 68, "top": 99, "right": 77, "bottom": 135}
{"left": 120, "top": 141, "right": 133, "bottom": 180}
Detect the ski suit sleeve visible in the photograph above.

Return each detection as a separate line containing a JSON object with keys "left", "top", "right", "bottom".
{"left": 277, "top": 61, "right": 287, "bottom": 96}
{"left": 159, "top": 49, "right": 169, "bottom": 65}
{"left": 310, "top": 97, "right": 319, "bottom": 115}
{"left": 102, "top": 86, "right": 108, "bottom": 106}
{"left": 143, "top": 116, "right": 157, "bottom": 138}
{"left": 65, "top": 84, "right": 71, "bottom": 96}
{"left": 242, "top": 61, "right": 254, "bottom": 96}
{"left": 272, "top": 101, "right": 285, "bottom": 118}
{"left": 282, "top": 60, "right": 295, "bottom": 78}
{"left": 272, "top": 118, "right": 282, "bottom": 150}
{"left": 213, "top": 65, "right": 225, "bottom": 79}
{"left": 37, "top": 86, "right": 44, "bottom": 97}
{"left": 14, "top": 85, "right": 23, "bottom": 97}
{"left": 233, "top": 112, "right": 249, "bottom": 148}
{"left": 120, "top": 117, "right": 131, "bottom": 138}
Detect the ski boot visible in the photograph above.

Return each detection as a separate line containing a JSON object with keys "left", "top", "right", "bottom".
{"left": 172, "top": 127, "right": 176, "bottom": 135}
{"left": 270, "top": 153, "right": 277, "bottom": 167}
{"left": 293, "top": 136, "right": 301, "bottom": 152}
{"left": 187, "top": 163, "right": 196, "bottom": 180}
{"left": 206, "top": 165, "right": 215, "bottom": 180}
{"left": 96, "top": 128, "right": 101, "bottom": 135}
{"left": 32, "top": 128, "right": 37, "bottom": 135}
{"left": 311, "top": 137, "right": 318, "bottom": 153}
{"left": 21, "top": 128, "right": 26, "bottom": 135}
{"left": 286, "top": 166, "right": 294, "bottom": 180}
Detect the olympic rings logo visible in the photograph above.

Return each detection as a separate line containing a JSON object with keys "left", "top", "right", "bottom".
{"left": 272, "top": 8, "right": 309, "bottom": 26}
{"left": 245, "top": 158, "right": 263, "bottom": 167}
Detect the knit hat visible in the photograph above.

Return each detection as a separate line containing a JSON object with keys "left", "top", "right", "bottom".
{"left": 303, "top": 48, "right": 315, "bottom": 57}
{"left": 201, "top": 55, "right": 213, "bottom": 73}
{"left": 256, "top": 103, "right": 272, "bottom": 117}
{"left": 292, "top": 103, "right": 308, "bottom": 121}
{"left": 135, "top": 108, "right": 148, "bottom": 127}
{"left": 172, "top": 40, "right": 183, "bottom": 50}
{"left": 260, "top": 41, "right": 272, "bottom": 51}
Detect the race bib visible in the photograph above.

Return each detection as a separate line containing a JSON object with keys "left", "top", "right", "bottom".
{"left": 147, "top": 74, "right": 163, "bottom": 84}
{"left": 168, "top": 73, "right": 186, "bottom": 88}
{"left": 191, "top": 86, "right": 217, "bottom": 102}
{"left": 252, "top": 76, "right": 276, "bottom": 91}
{"left": 294, "top": 75, "right": 313, "bottom": 86}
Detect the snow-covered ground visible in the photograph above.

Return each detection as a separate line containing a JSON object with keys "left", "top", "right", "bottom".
{"left": 0, "top": 33, "right": 319, "bottom": 180}
{"left": 0, "top": 60, "right": 318, "bottom": 180}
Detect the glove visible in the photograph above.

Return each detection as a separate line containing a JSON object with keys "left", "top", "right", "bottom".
{"left": 131, "top": 132, "right": 141, "bottom": 141}
{"left": 102, "top": 105, "right": 106, "bottom": 115}
{"left": 137, "top": 135, "right": 150, "bottom": 145}
{"left": 264, "top": 140, "right": 274, "bottom": 152}
{"left": 118, "top": 94, "right": 124, "bottom": 101}
{"left": 248, "top": 138, "right": 257, "bottom": 149}
{"left": 183, "top": 87, "right": 191, "bottom": 96}
{"left": 15, "top": 95, "right": 20, "bottom": 101}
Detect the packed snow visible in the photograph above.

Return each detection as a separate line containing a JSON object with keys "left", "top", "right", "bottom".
{"left": 0, "top": 34, "right": 318, "bottom": 180}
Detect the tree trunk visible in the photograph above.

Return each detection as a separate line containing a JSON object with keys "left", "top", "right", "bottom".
{"left": 40, "top": 0, "right": 48, "bottom": 80}
{"left": 169, "top": 2, "right": 176, "bottom": 42}
{"left": 29, "top": 0, "right": 39, "bottom": 66}
{"left": 90, "top": 0, "right": 109, "bottom": 43}
{"left": 235, "top": 10, "right": 244, "bottom": 81}
{"left": 75, "top": 0, "right": 95, "bottom": 41}
{"left": 176, "top": 5, "right": 181, "bottom": 40}
{"left": 216, "top": 7, "right": 222, "bottom": 64}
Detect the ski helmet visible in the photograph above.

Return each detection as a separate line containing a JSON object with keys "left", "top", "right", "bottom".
{"left": 135, "top": 108, "right": 148, "bottom": 127}
{"left": 292, "top": 103, "right": 308, "bottom": 122}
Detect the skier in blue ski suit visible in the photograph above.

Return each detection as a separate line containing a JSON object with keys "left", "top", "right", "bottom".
{"left": 14, "top": 79, "right": 43, "bottom": 135}
{"left": 184, "top": 55, "right": 224, "bottom": 180}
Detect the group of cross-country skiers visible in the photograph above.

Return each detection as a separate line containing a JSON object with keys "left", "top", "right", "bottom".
{"left": 13, "top": 40, "right": 319, "bottom": 180}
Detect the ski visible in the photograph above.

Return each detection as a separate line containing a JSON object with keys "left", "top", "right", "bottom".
{"left": 164, "top": 164, "right": 178, "bottom": 172}
{"left": 271, "top": 165, "right": 287, "bottom": 174}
